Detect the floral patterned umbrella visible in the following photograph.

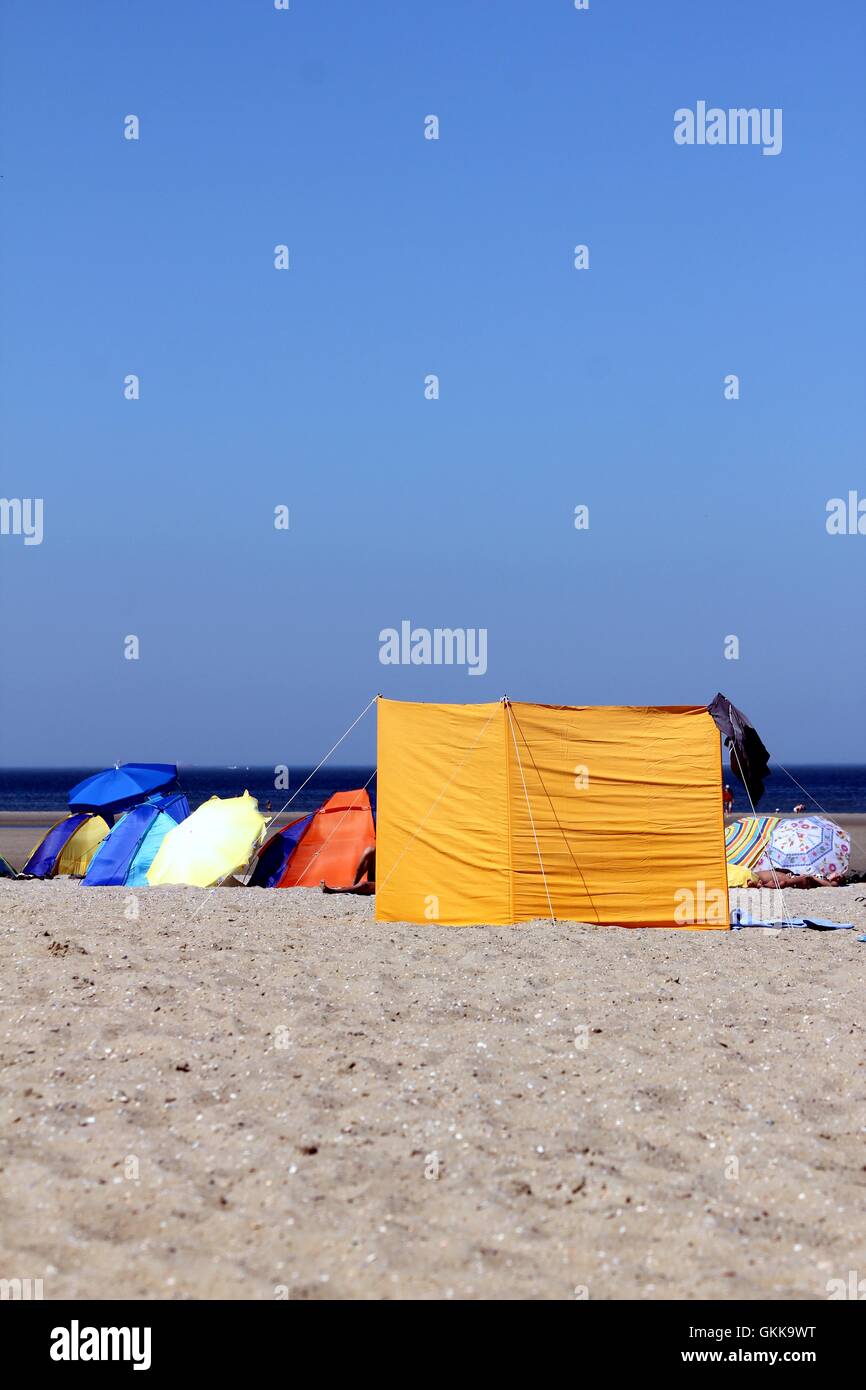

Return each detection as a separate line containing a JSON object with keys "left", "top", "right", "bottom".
{"left": 766, "top": 816, "right": 850, "bottom": 881}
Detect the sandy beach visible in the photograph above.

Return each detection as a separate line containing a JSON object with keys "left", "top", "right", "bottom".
{"left": 1, "top": 876, "right": 865, "bottom": 1301}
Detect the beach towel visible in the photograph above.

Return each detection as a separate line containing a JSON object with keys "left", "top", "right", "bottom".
{"left": 731, "top": 913, "right": 854, "bottom": 930}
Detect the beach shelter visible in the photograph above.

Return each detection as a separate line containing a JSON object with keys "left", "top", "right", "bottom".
{"left": 725, "top": 816, "right": 781, "bottom": 871}
{"left": 0, "top": 853, "right": 18, "bottom": 879}
{"left": 247, "top": 812, "right": 315, "bottom": 888}
{"left": 250, "top": 790, "right": 375, "bottom": 888}
{"left": 82, "top": 792, "right": 190, "bottom": 887}
{"left": 376, "top": 699, "right": 728, "bottom": 928}
{"left": 147, "top": 792, "right": 266, "bottom": 887}
{"left": 22, "top": 812, "right": 110, "bottom": 879}
{"left": 725, "top": 814, "right": 850, "bottom": 881}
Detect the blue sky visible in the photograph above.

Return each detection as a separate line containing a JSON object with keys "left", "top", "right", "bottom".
{"left": 1, "top": 0, "right": 864, "bottom": 766}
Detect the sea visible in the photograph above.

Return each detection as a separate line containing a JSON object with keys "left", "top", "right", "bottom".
{"left": 0, "top": 765, "right": 864, "bottom": 815}
{"left": 0, "top": 766, "right": 377, "bottom": 816}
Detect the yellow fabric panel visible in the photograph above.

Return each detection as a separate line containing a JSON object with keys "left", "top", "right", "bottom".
{"left": 376, "top": 699, "right": 728, "bottom": 929}
{"left": 55, "top": 816, "right": 109, "bottom": 877}
{"left": 375, "top": 699, "right": 511, "bottom": 926}
{"left": 505, "top": 704, "right": 728, "bottom": 928}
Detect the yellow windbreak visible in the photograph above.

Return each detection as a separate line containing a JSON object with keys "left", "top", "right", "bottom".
{"left": 376, "top": 700, "right": 510, "bottom": 926}
{"left": 376, "top": 699, "right": 728, "bottom": 929}
{"left": 505, "top": 703, "right": 728, "bottom": 928}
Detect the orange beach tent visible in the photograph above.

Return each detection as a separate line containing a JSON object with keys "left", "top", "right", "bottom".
{"left": 375, "top": 699, "right": 728, "bottom": 928}
{"left": 275, "top": 789, "right": 375, "bottom": 888}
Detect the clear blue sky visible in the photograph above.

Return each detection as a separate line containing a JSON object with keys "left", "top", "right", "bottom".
{"left": 1, "top": 0, "right": 864, "bottom": 767}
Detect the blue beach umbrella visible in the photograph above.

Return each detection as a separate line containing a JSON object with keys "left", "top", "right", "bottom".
{"left": 68, "top": 763, "right": 179, "bottom": 817}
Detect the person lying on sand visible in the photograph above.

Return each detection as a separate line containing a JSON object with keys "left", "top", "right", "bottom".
{"left": 747, "top": 867, "right": 844, "bottom": 890}
{"left": 321, "top": 846, "right": 375, "bottom": 895}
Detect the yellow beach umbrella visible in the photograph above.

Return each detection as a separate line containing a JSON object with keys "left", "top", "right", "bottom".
{"left": 147, "top": 793, "right": 265, "bottom": 887}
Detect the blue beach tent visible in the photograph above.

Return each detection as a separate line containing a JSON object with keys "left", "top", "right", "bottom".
{"left": 82, "top": 792, "right": 190, "bottom": 887}
{"left": 247, "top": 813, "right": 314, "bottom": 888}
{"left": 22, "top": 812, "right": 110, "bottom": 878}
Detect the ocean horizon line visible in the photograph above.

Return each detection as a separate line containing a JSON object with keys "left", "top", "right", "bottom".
{"left": 3, "top": 761, "right": 866, "bottom": 772}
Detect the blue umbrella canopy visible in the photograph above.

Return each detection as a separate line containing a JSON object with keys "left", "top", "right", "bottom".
{"left": 68, "top": 763, "right": 178, "bottom": 815}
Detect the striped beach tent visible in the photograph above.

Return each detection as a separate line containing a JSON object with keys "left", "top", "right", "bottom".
{"left": 724, "top": 816, "right": 781, "bottom": 870}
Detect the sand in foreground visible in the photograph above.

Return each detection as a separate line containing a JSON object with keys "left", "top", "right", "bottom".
{"left": 1, "top": 881, "right": 865, "bottom": 1300}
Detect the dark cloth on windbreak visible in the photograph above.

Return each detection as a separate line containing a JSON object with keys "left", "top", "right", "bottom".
{"left": 707, "top": 693, "right": 771, "bottom": 807}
